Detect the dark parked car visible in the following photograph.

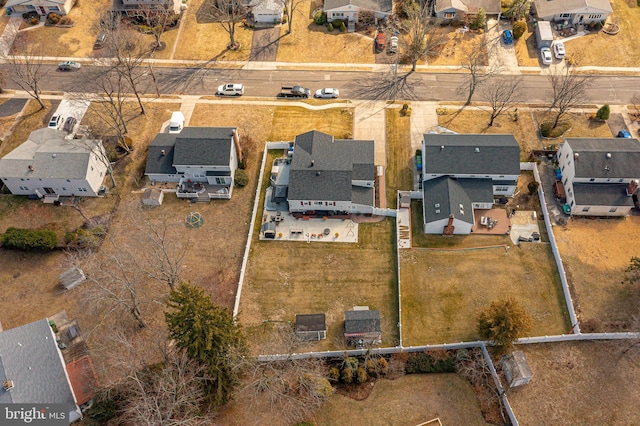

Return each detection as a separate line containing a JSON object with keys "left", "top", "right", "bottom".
{"left": 502, "top": 30, "right": 513, "bottom": 45}
{"left": 617, "top": 130, "right": 632, "bottom": 138}
{"left": 57, "top": 61, "right": 81, "bottom": 71}
{"left": 63, "top": 116, "right": 77, "bottom": 133}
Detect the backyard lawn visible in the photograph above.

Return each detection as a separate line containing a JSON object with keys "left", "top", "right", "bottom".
{"left": 400, "top": 236, "right": 569, "bottom": 345}
{"left": 554, "top": 216, "right": 640, "bottom": 330}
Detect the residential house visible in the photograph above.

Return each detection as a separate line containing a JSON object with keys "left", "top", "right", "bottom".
{"left": 5, "top": 0, "right": 75, "bottom": 16}
{"left": 295, "top": 314, "right": 327, "bottom": 341}
{"left": 324, "top": 0, "right": 392, "bottom": 25}
{"left": 533, "top": 0, "right": 612, "bottom": 25}
{"left": 284, "top": 130, "right": 375, "bottom": 216}
{"left": 556, "top": 138, "right": 640, "bottom": 216}
{"left": 249, "top": 0, "right": 284, "bottom": 23}
{"left": 111, "top": 0, "right": 182, "bottom": 17}
{"left": 145, "top": 127, "right": 242, "bottom": 200}
{"left": 422, "top": 133, "right": 520, "bottom": 234}
{"left": 344, "top": 308, "right": 381, "bottom": 347}
{"left": 0, "top": 128, "right": 108, "bottom": 199}
{"left": 433, "top": 0, "right": 501, "bottom": 20}
{"left": 0, "top": 319, "right": 83, "bottom": 423}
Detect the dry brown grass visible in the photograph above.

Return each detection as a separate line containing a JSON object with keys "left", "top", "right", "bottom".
{"left": 269, "top": 105, "right": 353, "bottom": 140}
{"left": 172, "top": 0, "right": 253, "bottom": 61}
{"left": 554, "top": 216, "right": 640, "bottom": 330}
{"left": 401, "top": 232, "right": 569, "bottom": 345}
{"left": 385, "top": 107, "right": 412, "bottom": 207}
{"left": 0, "top": 99, "right": 55, "bottom": 157}
{"left": 0, "top": 10, "right": 10, "bottom": 36}
{"left": 535, "top": 111, "right": 614, "bottom": 144}
{"left": 514, "top": 22, "right": 541, "bottom": 67}
{"left": 240, "top": 217, "right": 399, "bottom": 351}
{"left": 10, "top": 0, "right": 110, "bottom": 57}
{"left": 509, "top": 341, "right": 640, "bottom": 424}
{"left": 314, "top": 375, "right": 489, "bottom": 426}
{"left": 438, "top": 108, "right": 541, "bottom": 160}
{"left": 0, "top": 99, "right": 24, "bottom": 144}
{"left": 276, "top": 2, "right": 374, "bottom": 64}
{"left": 429, "top": 29, "right": 487, "bottom": 66}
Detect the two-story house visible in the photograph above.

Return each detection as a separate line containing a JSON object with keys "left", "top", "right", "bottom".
{"left": 285, "top": 130, "right": 375, "bottom": 217}
{"left": 422, "top": 133, "right": 520, "bottom": 234}
{"left": 145, "top": 127, "right": 242, "bottom": 200}
{"left": 556, "top": 138, "right": 640, "bottom": 216}
{"left": 0, "top": 128, "right": 107, "bottom": 199}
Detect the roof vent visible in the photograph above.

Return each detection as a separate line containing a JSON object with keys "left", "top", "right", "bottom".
{"left": 606, "top": 152, "right": 612, "bottom": 159}
{"left": 574, "top": 152, "right": 579, "bottom": 159}
{"left": 52, "top": 153, "right": 56, "bottom": 158}
{"left": 605, "top": 166, "right": 610, "bottom": 171}
{"left": 28, "top": 165, "right": 34, "bottom": 171}
{"left": 3, "top": 380, "right": 14, "bottom": 392}
{"left": 316, "top": 172, "right": 321, "bottom": 176}
{"left": 474, "top": 147, "right": 480, "bottom": 153}
{"left": 161, "top": 149, "right": 166, "bottom": 156}
{"left": 310, "top": 160, "right": 315, "bottom": 167}
{"left": 440, "top": 146, "right": 445, "bottom": 150}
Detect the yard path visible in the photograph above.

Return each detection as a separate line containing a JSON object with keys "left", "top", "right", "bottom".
{"left": 0, "top": 16, "right": 21, "bottom": 57}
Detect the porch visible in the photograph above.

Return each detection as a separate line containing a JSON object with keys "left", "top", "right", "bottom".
{"left": 471, "top": 208, "right": 510, "bottom": 235}
{"left": 177, "top": 180, "right": 231, "bottom": 200}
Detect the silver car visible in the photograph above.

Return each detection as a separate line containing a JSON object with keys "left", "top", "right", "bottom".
{"left": 314, "top": 88, "right": 339, "bottom": 99}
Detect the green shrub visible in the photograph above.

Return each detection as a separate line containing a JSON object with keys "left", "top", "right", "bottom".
{"left": 332, "top": 19, "right": 344, "bottom": 28}
{"left": 405, "top": 352, "right": 455, "bottom": 374}
{"left": 313, "top": 10, "right": 327, "bottom": 25}
{"left": 2, "top": 227, "right": 57, "bottom": 251}
{"left": 512, "top": 20, "right": 527, "bottom": 39}
{"left": 339, "top": 21, "right": 346, "bottom": 32}
{"left": 527, "top": 181, "right": 539, "bottom": 195}
{"left": 471, "top": 8, "right": 486, "bottom": 30}
{"left": 234, "top": 169, "right": 249, "bottom": 187}
{"left": 64, "top": 232, "right": 77, "bottom": 244}
{"left": 595, "top": 103, "right": 610, "bottom": 121}
{"left": 327, "top": 23, "right": 334, "bottom": 32}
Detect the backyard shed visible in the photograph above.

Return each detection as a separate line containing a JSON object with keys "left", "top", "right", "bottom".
{"left": 261, "top": 221, "right": 277, "bottom": 239}
{"left": 344, "top": 307, "right": 381, "bottom": 347}
{"left": 295, "top": 314, "right": 327, "bottom": 341}
{"left": 142, "top": 188, "right": 164, "bottom": 206}
{"left": 501, "top": 350, "right": 533, "bottom": 388}
{"left": 59, "top": 267, "right": 86, "bottom": 291}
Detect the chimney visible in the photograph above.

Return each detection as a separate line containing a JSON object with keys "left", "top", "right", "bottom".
{"left": 3, "top": 380, "right": 14, "bottom": 392}
{"left": 627, "top": 179, "right": 639, "bottom": 196}
{"left": 28, "top": 165, "right": 34, "bottom": 172}
{"left": 232, "top": 129, "right": 243, "bottom": 164}
{"left": 574, "top": 152, "right": 579, "bottom": 159}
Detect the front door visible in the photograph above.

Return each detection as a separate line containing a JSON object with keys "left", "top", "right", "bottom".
{"left": 37, "top": 6, "right": 46, "bottom": 15}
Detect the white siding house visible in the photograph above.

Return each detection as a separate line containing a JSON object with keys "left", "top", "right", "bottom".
{"left": 533, "top": 0, "right": 612, "bottom": 24}
{"left": 556, "top": 138, "right": 640, "bottom": 216}
{"left": 5, "top": 0, "right": 75, "bottom": 16}
{"left": 434, "top": 0, "right": 501, "bottom": 20}
{"left": 249, "top": 0, "right": 283, "bottom": 23}
{"left": 421, "top": 133, "right": 520, "bottom": 234}
{"left": 0, "top": 128, "right": 107, "bottom": 198}
{"left": 324, "top": 0, "right": 392, "bottom": 24}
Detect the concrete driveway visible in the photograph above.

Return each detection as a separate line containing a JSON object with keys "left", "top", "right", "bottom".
{"left": 353, "top": 101, "right": 388, "bottom": 167}
{"left": 487, "top": 18, "right": 520, "bottom": 74}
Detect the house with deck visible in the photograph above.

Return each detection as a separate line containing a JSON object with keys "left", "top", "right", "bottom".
{"left": 556, "top": 138, "right": 640, "bottom": 216}
{"left": 0, "top": 128, "right": 107, "bottom": 199}
{"left": 145, "top": 127, "right": 242, "bottom": 200}
{"left": 421, "top": 133, "right": 520, "bottom": 234}
{"left": 533, "top": 0, "right": 611, "bottom": 25}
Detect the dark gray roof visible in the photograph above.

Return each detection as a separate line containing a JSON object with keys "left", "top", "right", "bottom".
{"left": 457, "top": 178, "right": 495, "bottom": 203}
{"left": 288, "top": 130, "right": 375, "bottom": 202}
{"left": 0, "top": 319, "right": 77, "bottom": 408}
{"left": 423, "top": 134, "right": 520, "bottom": 176}
{"left": 573, "top": 183, "right": 635, "bottom": 207}
{"left": 295, "top": 314, "right": 327, "bottom": 332}
{"left": 173, "top": 127, "right": 235, "bottom": 166}
{"left": 145, "top": 134, "right": 177, "bottom": 175}
{"left": 564, "top": 138, "right": 640, "bottom": 179}
{"left": 324, "top": 0, "right": 392, "bottom": 13}
{"left": 422, "top": 176, "right": 475, "bottom": 225}
{"left": 344, "top": 310, "right": 380, "bottom": 334}
{"left": 352, "top": 186, "right": 375, "bottom": 207}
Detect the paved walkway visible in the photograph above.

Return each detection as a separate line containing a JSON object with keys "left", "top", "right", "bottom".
{"left": 0, "top": 16, "right": 21, "bottom": 57}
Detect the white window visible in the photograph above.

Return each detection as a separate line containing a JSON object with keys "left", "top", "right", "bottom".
{"left": 609, "top": 207, "right": 617, "bottom": 213}
{"left": 444, "top": 12, "right": 455, "bottom": 19}
{"left": 215, "top": 177, "right": 225, "bottom": 185}
{"left": 582, "top": 207, "right": 590, "bottom": 212}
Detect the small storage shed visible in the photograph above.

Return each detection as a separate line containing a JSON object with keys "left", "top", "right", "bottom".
{"left": 261, "top": 222, "right": 276, "bottom": 239}
{"left": 59, "top": 267, "right": 86, "bottom": 291}
{"left": 501, "top": 351, "right": 533, "bottom": 388}
{"left": 344, "top": 307, "right": 381, "bottom": 347}
{"left": 143, "top": 188, "right": 164, "bottom": 206}
{"left": 295, "top": 314, "right": 327, "bottom": 341}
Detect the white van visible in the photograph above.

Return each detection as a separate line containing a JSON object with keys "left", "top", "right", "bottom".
{"left": 168, "top": 111, "right": 185, "bottom": 133}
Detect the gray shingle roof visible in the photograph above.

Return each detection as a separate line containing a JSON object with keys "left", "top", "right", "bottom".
{"left": 288, "top": 131, "right": 375, "bottom": 203}
{"left": 422, "top": 176, "right": 475, "bottom": 225}
{"left": 295, "top": 314, "right": 326, "bottom": 332}
{"left": 573, "top": 183, "right": 635, "bottom": 207}
{"left": 435, "top": 0, "right": 500, "bottom": 14}
{"left": 564, "top": 138, "right": 640, "bottom": 179}
{"left": 0, "top": 319, "right": 77, "bottom": 408}
{"left": 352, "top": 185, "right": 375, "bottom": 206}
{"left": 145, "top": 127, "right": 236, "bottom": 176}
{"left": 0, "top": 128, "right": 101, "bottom": 180}
{"left": 423, "top": 134, "right": 520, "bottom": 176}
{"left": 534, "top": 0, "right": 611, "bottom": 18}
{"left": 344, "top": 310, "right": 380, "bottom": 334}
{"left": 324, "top": 0, "right": 392, "bottom": 13}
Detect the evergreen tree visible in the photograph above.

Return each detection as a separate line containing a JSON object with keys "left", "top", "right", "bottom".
{"left": 477, "top": 298, "right": 531, "bottom": 354}
{"left": 165, "top": 282, "right": 246, "bottom": 406}
{"left": 595, "top": 103, "right": 610, "bottom": 121}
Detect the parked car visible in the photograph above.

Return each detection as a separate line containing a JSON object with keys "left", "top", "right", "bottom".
{"left": 168, "top": 111, "right": 185, "bottom": 134}
{"left": 48, "top": 114, "right": 63, "bottom": 129}
{"left": 63, "top": 116, "right": 77, "bottom": 133}
{"left": 57, "top": 61, "right": 81, "bottom": 71}
{"left": 93, "top": 32, "right": 107, "bottom": 50}
{"left": 375, "top": 32, "right": 386, "bottom": 51}
{"left": 540, "top": 47, "right": 552, "bottom": 65}
{"left": 388, "top": 35, "right": 398, "bottom": 54}
{"left": 617, "top": 130, "right": 632, "bottom": 138}
{"left": 216, "top": 83, "right": 244, "bottom": 96}
{"left": 553, "top": 41, "right": 565, "bottom": 59}
{"left": 314, "top": 88, "right": 339, "bottom": 99}
{"left": 502, "top": 30, "right": 513, "bottom": 45}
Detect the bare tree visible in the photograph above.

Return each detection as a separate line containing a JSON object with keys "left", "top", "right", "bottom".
{"left": 546, "top": 65, "right": 591, "bottom": 129}
{"left": 3, "top": 41, "right": 49, "bottom": 110}
{"left": 352, "top": 68, "right": 424, "bottom": 101}
{"left": 459, "top": 38, "right": 501, "bottom": 106}
{"left": 200, "top": 0, "right": 249, "bottom": 50}
{"left": 479, "top": 76, "right": 522, "bottom": 126}
{"left": 400, "top": 4, "right": 447, "bottom": 71}
{"left": 503, "top": 0, "right": 530, "bottom": 21}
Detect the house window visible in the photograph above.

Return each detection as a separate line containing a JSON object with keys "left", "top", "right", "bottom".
{"left": 566, "top": 153, "right": 569, "bottom": 158}
{"left": 561, "top": 165, "right": 565, "bottom": 171}
{"left": 314, "top": 201, "right": 323, "bottom": 206}
{"left": 333, "top": 12, "right": 343, "bottom": 17}
{"left": 496, "top": 186, "right": 509, "bottom": 191}
{"left": 78, "top": 188, "right": 87, "bottom": 192}
{"left": 49, "top": 6, "right": 60, "bottom": 11}
{"left": 619, "top": 179, "right": 624, "bottom": 183}
{"left": 609, "top": 207, "right": 617, "bottom": 213}
{"left": 560, "top": 13, "right": 572, "bottom": 18}
{"left": 571, "top": 200, "right": 575, "bottom": 206}
{"left": 215, "top": 177, "right": 225, "bottom": 185}
{"left": 582, "top": 207, "right": 590, "bottom": 212}
{"left": 588, "top": 14, "right": 602, "bottom": 19}
{"left": 444, "top": 12, "right": 455, "bottom": 19}
{"left": 26, "top": 5, "right": 35, "bottom": 9}
{"left": 91, "top": 166, "right": 94, "bottom": 171}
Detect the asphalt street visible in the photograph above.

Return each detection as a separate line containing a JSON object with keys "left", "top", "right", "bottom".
{"left": 6, "top": 64, "right": 640, "bottom": 105}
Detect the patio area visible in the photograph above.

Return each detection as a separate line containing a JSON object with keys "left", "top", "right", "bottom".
{"left": 471, "top": 208, "right": 510, "bottom": 235}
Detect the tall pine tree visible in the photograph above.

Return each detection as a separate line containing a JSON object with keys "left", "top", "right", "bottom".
{"left": 165, "top": 282, "right": 246, "bottom": 406}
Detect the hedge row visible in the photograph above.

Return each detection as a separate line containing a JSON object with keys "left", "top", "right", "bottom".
{"left": 2, "top": 227, "right": 57, "bottom": 251}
